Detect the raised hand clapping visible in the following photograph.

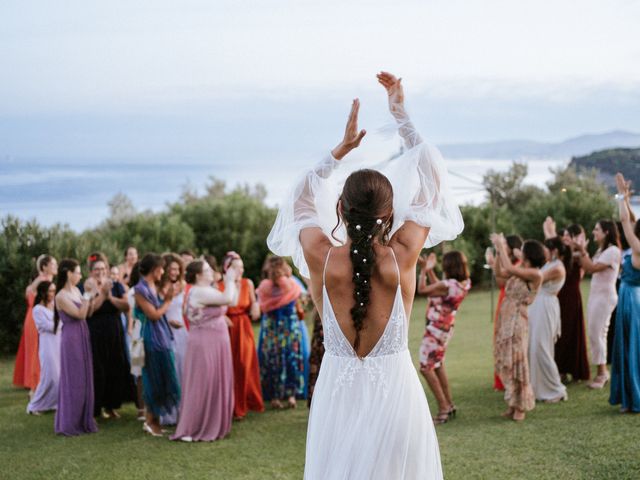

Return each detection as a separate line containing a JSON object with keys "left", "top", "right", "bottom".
{"left": 377, "top": 71, "right": 404, "bottom": 108}
{"left": 331, "top": 99, "right": 366, "bottom": 160}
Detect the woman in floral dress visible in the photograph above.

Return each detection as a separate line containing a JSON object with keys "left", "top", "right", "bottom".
{"left": 256, "top": 256, "right": 304, "bottom": 409}
{"left": 491, "top": 234, "right": 544, "bottom": 422}
{"left": 417, "top": 251, "right": 471, "bottom": 424}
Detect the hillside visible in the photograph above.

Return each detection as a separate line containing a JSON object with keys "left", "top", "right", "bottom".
{"left": 569, "top": 148, "right": 640, "bottom": 190}
{"left": 439, "top": 130, "right": 640, "bottom": 159}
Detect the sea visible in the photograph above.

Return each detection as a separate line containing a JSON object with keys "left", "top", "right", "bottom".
{"left": 1, "top": 156, "right": 636, "bottom": 232}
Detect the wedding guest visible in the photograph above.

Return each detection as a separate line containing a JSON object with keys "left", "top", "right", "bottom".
{"left": 218, "top": 252, "right": 264, "bottom": 420}
{"left": 492, "top": 235, "right": 544, "bottom": 421}
{"left": 54, "top": 259, "right": 98, "bottom": 436}
{"left": 26, "top": 281, "right": 60, "bottom": 414}
{"left": 118, "top": 246, "right": 138, "bottom": 287}
{"left": 13, "top": 255, "right": 58, "bottom": 392}
{"left": 159, "top": 253, "right": 187, "bottom": 426}
{"left": 607, "top": 221, "right": 632, "bottom": 365}
{"left": 257, "top": 256, "right": 305, "bottom": 409}
{"left": 171, "top": 260, "right": 237, "bottom": 442}
{"left": 552, "top": 223, "right": 590, "bottom": 381}
{"left": 609, "top": 174, "right": 640, "bottom": 413}
{"left": 180, "top": 250, "right": 196, "bottom": 266}
{"left": 486, "top": 235, "right": 523, "bottom": 391}
{"left": 84, "top": 253, "right": 132, "bottom": 419}
{"left": 134, "top": 254, "right": 180, "bottom": 436}
{"left": 417, "top": 251, "right": 471, "bottom": 424}
{"left": 574, "top": 220, "right": 621, "bottom": 389}
{"left": 527, "top": 236, "right": 568, "bottom": 402}
{"left": 128, "top": 263, "right": 145, "bottom": 421}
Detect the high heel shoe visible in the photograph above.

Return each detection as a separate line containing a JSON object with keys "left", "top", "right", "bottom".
{"left": 143, "top": 422, "right": 164, "bottom": 437}
{"left": 433, "top": 411, "right": 450, "bottom": 425}
{"left": 448, "top": 405, "right": 457, "bottom": 418}
{"left": 588, "top": 374, "right": 609, "bottom": 389}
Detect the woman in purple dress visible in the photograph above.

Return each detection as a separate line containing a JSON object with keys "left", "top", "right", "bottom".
{"left": 172, "top": 260, "right": 237, "bottom": 442}
{"left": 54, "top": 259, "right": 98, "bottom": 436}
{"left": 27, "top": 281, "right": 60, "bottom": 414}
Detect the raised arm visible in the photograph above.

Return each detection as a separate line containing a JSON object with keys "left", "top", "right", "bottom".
{"left": 616, "top": 173, "right": 640, "bottom": 265}
{"left": 417, "top": 253, "right": 449, "bottom": 296}
{"left": 380, "top": 72, "right": 463, "bottom": 269}
{"left": 492, "top": 234, "right": 542, "bottom": 288}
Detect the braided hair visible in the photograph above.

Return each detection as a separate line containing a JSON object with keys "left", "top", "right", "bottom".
{"left": 331, "top": 169, "right": 394, "bottom": 351}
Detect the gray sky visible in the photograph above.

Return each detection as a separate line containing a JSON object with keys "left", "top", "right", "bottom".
{"left": 2, "top": 0, "right": 640, "bottom": 156}
{"left": 2, "top": 0, "right": 640, "bottom": 229}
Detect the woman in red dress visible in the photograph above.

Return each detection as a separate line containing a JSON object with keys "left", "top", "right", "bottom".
{"left": 218, "top": 252, "right": 264, "bottom": 419}
{"left": 14, "top": 255, "right": 58, "bottom": 393}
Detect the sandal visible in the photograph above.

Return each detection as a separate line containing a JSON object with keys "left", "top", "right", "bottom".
{"left": 142, "top": 422, "right": 163, "bottom": 437}
{"left": 433, "top": 411, "right": 449, "bottom": 425}
{"left": 287, "top": 396, "right": 297, "bottom": 409}
{"left": 512, "top": 410, "right": 525, "bottom": 422}
{"left": 448, "top": 404, "right": 457, "bottom": 419}
{"left": 588, "top": 374, "right": 609, "bottom": 389}
{"left": 270, "top": 400, "right": 284, "bottom": 410}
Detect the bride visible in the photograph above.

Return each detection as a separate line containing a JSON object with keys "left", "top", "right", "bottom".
{"left": 268, "top": 72, "right": 463, "bottom": 479}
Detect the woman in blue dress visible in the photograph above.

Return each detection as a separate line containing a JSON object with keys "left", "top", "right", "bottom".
{"left": 133, "top": 253, "right": 181, "bottom": 436}
{"left": 609, "top": 173, "right": 640, "bottom": 413}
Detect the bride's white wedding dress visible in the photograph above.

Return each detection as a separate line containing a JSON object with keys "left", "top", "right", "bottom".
{"left": 303, "top": 248, "right": 443, "bottom": 479}
{"left": 267, "top": 100, "right": 462, "bottom": 479}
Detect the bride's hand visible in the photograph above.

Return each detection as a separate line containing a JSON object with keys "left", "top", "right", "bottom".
{"left": 331, "top": 99, "right": 366, "bottom": 160}
{"left": 377, "top": 71, "right": 404, "bottom": 110}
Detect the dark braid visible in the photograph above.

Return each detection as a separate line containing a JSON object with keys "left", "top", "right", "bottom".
{"left": 331, "top": 169, "right": 394, "bottom": 352}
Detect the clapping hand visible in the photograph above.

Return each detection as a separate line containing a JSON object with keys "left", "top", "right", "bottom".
{"left": 331, "top": 99, "right": 367, "bottom": 160}
{"left": 616, "top": 173, "right": 631, "bottom": 199}
{"left": 543, "top": 216, "right": 557, "bottom": 239}
{"left": 377, "top": 71, "right": 404, "bottom": 110}
{"left": 425, "top": 253, "right": 437, "bottom": 271}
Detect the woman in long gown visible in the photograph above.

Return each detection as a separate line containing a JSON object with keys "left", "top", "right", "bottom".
{"left": 574, "top": 220, "right": 621, "bottom": 389}
{"left": 27, "top": 281, "right": 60, "bottom": 414}
{"left": 486, "top": 235, "right": 522, "bottom": 391}
{"left": 491, "top": 235, "right": 544, "bottom": 421}
{"left": 417, "top": 251, "right": 471, "bottom": 424}
{"left": 171, "top": 260, "right": 237, "bottom": 442}
{"left": 218, "top": 252, "right": 264, "bottom": 419}
{"left": 552, "top": 223, "right": 591, "bottom": 381}
{"left": 256, "top": 257, "right": 305, "bottom": 409}
{"left": 134, "top": 254, "right": 180, "bottom": 437}
{"left": 268, "top": 72, "right": 461, "bottom": 479}
{"left": 13, "top": 255, "right": 58, "bottom": 392}
{"left": 159, "top": 253, "right": 187, "bottom": 425}
{"left": 527, "top": 237, "right": 568, "bottom": 402}
{"left": 609, "top": 174, "right": 640, "bottom": 413}
{"left": 54, "top": 259, "right": 98, "bottom": 436}
{"left": 84, "top": 253, "right": 132, "bottom": 419}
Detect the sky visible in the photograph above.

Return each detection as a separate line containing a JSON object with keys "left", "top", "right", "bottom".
{"left": 1, "top": 1, "right": 640, "bottom": 228}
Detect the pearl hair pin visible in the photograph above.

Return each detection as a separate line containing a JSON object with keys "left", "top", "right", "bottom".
{"left": 376, "top": 219, "right": 382, "bottom": 225}
{"left": 355, "top": 225, "right": 362, "bottom": 231}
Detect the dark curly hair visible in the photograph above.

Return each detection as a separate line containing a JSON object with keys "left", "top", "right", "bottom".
{"left": 331, "top": 169, "right": 394, "bottom": 351}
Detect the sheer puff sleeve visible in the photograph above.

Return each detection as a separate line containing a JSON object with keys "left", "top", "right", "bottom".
{"left": 267, "top": 103, "right": 464, "bottom": 278}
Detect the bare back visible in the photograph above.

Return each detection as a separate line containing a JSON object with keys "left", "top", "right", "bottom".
{"left": 309, "top": 243, "right": 418, "bottom": 358}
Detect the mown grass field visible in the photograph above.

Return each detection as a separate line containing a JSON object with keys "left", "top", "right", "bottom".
{"left": 1, "top": 285, "right": 638, "bottom": 479}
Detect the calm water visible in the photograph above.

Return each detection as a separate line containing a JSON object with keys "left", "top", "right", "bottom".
{"left": 0, "top": 156, "right": 607, "bottom": 231}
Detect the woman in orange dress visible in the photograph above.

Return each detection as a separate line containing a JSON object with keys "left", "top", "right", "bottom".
{"left": 218, "top": 252, "right": 264, "bottom": 419}
{"left": 14, "top": 255, "right": 58, "bottom": 392}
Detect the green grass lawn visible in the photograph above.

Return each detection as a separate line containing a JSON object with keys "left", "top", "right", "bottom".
{"left": 1, "top": 286, "right": 639, "bottom": 479}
